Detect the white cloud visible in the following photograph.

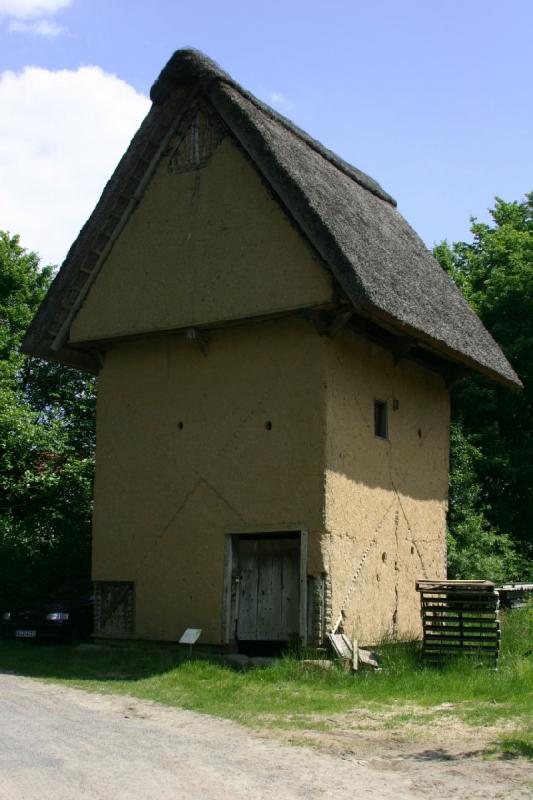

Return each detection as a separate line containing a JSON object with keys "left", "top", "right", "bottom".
{"left": 0, "top": 66, "right": 150, "bottom": 266}
{"left": 8, "top": 18, "right": 65, "bottom": 36}
{"left": 266, "top": 91, "right": 293, "bottom": 112}
{"left": 0, "top": 0, "right": 70, "bottom": 19}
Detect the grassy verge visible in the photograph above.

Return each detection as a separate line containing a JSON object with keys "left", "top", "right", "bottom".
{"left": 0, "top": 604, "right": 531, "bottom": 756}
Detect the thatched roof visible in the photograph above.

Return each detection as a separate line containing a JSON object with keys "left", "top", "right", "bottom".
{"left": 22, "top": 49, "right": 520, "bottom": 387}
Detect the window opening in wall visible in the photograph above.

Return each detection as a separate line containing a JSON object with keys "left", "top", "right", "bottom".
{"left": 374, "top": 400, "right": 388, "bottom": 439}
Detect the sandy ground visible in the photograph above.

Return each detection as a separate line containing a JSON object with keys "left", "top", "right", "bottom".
{"left": 263, "top": 707, "right": 533, "bottom": 798}
{"left": 0, "top": 673, "right": 530, "bottom": 800}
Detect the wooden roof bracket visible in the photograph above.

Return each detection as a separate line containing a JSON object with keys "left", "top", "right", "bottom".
{"left": 309, "top": 307, "right": 353, "bottom": 338}
{"left": 185, "top": 327, "right": 209, "bottom": 356}
{"left": 327, "top": 309, "right": 353, "bottom": 337}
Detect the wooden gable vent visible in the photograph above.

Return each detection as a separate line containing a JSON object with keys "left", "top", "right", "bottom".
{"left": 94, "top": 581, "right": 135, "bottom": 636}
{"left": 416, "top": 580, "right": 500, "bottom": 668}
{"left": 168, "top": 103, "right": 226, "bottom": 174}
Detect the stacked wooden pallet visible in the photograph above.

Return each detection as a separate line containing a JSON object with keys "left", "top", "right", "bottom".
{"left": 497, "top": 583, "right": 533, "bottom": 609}
{"left": 416, "top": 580, "right": 500, "bottom": 667}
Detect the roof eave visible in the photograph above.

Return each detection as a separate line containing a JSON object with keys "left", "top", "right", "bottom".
{"left": 20, "top": 340, "right": 100, "bottom": 374}
{"left": 363, "top": 305, "right": 522, "bottom": 389}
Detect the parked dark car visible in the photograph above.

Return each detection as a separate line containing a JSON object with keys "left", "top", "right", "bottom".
{"left": 2, "top": 586, "right": 93, "bottom": 642}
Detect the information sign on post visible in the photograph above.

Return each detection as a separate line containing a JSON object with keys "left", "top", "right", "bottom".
{"left": 179, "top": 628, "right": 202, "bottom": 658}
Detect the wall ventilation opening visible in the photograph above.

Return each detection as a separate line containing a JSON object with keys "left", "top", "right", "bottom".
{"left": 94, "top": 581, "right": 134, "bottom": 636}
{"left": 168, "top": 104, "right": 226, "bottom": 174}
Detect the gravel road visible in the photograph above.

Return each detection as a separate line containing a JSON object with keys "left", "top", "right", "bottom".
{"left": 0, "top": 673, "right": 530, "bottom": 799}
{"left": 0, "top": 673, "right": 416, "bottom": 800}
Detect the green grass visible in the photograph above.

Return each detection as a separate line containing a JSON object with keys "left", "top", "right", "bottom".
{"left": 0, "top": 603, "right": 531, "bottom": 755}
{"left": 495, "top": 732, "right": 533, "bottom": 759}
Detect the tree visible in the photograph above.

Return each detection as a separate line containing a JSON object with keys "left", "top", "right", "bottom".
{"left": 446, "top": 422, "right": 522, "bottom": 581}
{"left": 0, "top": 232, "right": 96, "bottom": 610}
{"left": 434, "top": 194, "right": 533, "bottom": 579}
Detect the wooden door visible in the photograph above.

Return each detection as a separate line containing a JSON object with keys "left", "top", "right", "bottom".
{"left": 235, "top": 536, "right": 300, "bottom": 641}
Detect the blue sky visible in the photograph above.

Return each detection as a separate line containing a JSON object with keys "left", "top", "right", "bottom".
{"left": 0, "top": 0, "right": 531, "bottom": 266}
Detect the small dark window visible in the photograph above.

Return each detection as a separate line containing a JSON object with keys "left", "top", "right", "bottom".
{"left": 374, "top": 400, "right": 388, "bottom": 439}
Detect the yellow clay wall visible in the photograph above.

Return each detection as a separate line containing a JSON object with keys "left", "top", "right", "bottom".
{"left": 323, "top": 330, "right": 449, "bottom": 645}
{"left": 70, "top": 128, "right": 333, "bottom": 344}
{"left": 92, "top": 318, "right": 327, "bottom": 643}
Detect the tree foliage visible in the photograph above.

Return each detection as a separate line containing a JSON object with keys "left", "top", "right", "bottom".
{"left": 0, "top": 232, "right": 96, "bottom": 610}
{"left": 446, "top": 422, "right": 522, "bottom": 581}
{"left": 434, "top": 194, "right": 533, "bottom": 580}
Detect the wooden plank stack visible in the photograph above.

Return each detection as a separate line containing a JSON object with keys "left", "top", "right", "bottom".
{"left": 416, "top": 580, "right": 500, "bottom": 667}
{"left": 497, "top": 583, "right": 533, "bottom": 609}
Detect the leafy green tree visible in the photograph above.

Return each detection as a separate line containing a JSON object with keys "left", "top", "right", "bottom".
{"left": 447, "top": 422, "right": 522, "bottom": 581}
{"left": 435, "top": 194, "right": 533, "bottom": 580}
{"left": 0, "top": 232, "right": 96, "bottom": 610}
{"left": 0, "top": 234, "right": 51, "bottom": 375}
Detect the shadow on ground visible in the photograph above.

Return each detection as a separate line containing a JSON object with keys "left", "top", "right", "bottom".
{"left": 0, "top": 638, "right": 200, "bottom": 683}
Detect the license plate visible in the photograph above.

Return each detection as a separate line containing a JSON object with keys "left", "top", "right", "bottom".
{"left": 15, "top": 629, "right": 36, "bottom": 638}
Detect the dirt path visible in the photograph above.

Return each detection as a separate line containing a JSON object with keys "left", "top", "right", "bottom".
{"left": 0, "top": 674, "right": 530, "bottom": 799}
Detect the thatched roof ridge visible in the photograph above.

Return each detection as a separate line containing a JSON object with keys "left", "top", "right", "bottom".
{"left": 22, "top": 48, "right": 520, "bottom": 388}
{"left": 150, "top": 50, "right": 396, "bottom": 208}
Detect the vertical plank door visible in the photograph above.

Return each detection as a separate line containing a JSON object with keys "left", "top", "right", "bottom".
{"left": 236, "top": 539, "right": 259, "bottom": 640}
{"left": 236, "top": 536, "right": 300, "bottom": 641}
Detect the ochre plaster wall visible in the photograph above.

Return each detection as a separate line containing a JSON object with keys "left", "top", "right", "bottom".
{"left": 70, "top": 129, "right": 333, "bottom": 344}
{"left": 91, "top": 319, "right": 327, "bottom": 643}
{"left": 323, "top": 330, "right": 449, "bottom": 645}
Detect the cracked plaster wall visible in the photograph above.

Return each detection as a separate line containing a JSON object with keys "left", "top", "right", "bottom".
{"left": 91, "top": 318, "right": 327, "bottom": 643}
{"left": 91, "top": 319, "right": 449, "bottom": 645}
{"left": 323, "top": 330, "right": 449, "bottom": 645}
